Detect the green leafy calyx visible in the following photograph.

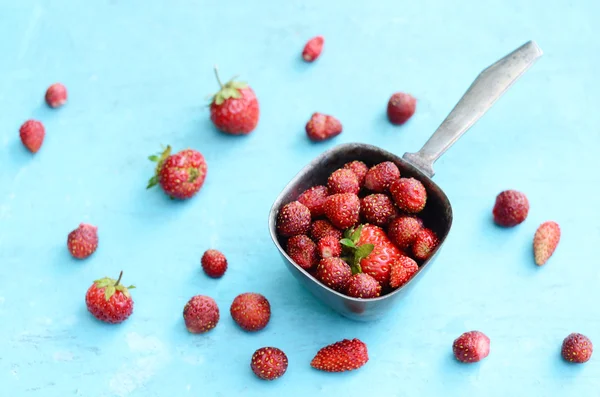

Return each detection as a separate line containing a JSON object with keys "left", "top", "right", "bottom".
{"left": 94, "top": 271, "right": 135, "bottom": 301}
{"left": 147, "top": 145, "right": 172, "bottom": 189}
{"left": 211, "top": 66, "right": 248, "bottom": 106}
{"left": 340, "top": 225, "right": 374, "bottom": 274}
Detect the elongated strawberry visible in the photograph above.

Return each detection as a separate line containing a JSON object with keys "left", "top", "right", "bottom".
{"left": 311, "top": 338, "right": 369, "bottom": 372}
{"left": 302, "top": 36, "right": 324, "bottom": 62}
{"left": 19, "top": 120, "right": 45, "bottom": 153}
{"left": 412, "top": 228, "right": 439, "bottom": 261}
{"left": 533, "top": 221, "right": 560, "bottom": 266}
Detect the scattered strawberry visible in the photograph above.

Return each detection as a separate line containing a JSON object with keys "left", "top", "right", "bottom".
{"left": 360, "top": 194, "right": 397, "bottom": 226}
{"left": 277, "top": 201, "right": 311, "bottom": 237}
{"left": 309, "top": 219, "right": 343, "bottom": 242}
{"left": 318, "top": 235, "right": 342, "bottom": 258}
{"left": 533, "top": 221, "right": 560, "bottom": 266}
{"left": 209, "top": 67, "right": 259, "bottom": 135}
{"left": 85, "top": 271, "right": 134, "bottom": 324}
{"left": 412, "top": 228, "right": 439, "bottom": 261}
{"left": 311, "top": 338, "right": 369, "bottom": 372}
{"left": 298, "top": 185, "right": 329, "bottom": 217}
{"left": 389, "top": 177, "right": 427, "bottom": 213}
{"left": 302, "top": 36, "right": 324, "bottom": 62}
{"left": 328, "top": 168, "right": 360, "bottom": 195}
{"left": 147, "top": 146, "right": 207, "bottom": 199}
{"left": 492, "top": 190, "right": 529, "bottom": 227}
{"left": 287, "top": 235, "right": 319, "bottom": 269}
{"left": 364, "top": 161, "right": 400, "bottom": 192}
{"left": 387, "top": 92, "right": 416, "bottom": 125}
{"left": 324, "top": 193, "right": 360, "bottom": 229}
{"left": 389, "top": 256, "right": 419, "bottom": 289}
{"left": 343, "top": 160, "right": 368, "bottom": 187}
{"left": 19, "top": 119, "right": 45, "bottom": 153}
{"left": 183, "top": 295, "right": 220, "bottom": 333}
{"left": 355, "top": 224, "right": 404, "bottom": 285}
{"left": 201, "top": 249, "right": 227, "bottom": 278}
{"left": 345, "top": 273, "right": 381, "bottom": 298}
{"left": 306, "top": 112, "right": 342, "bottom": 142}
{"left": 45, "top": 83, "right": 68, "bottom": 108}
{"left": 315, "top": 257, "right": 352, "bottom": 291}
{"left": 67, "top": 223, "right": 99, "bottom": 259}
{"left": 561, "top": 333, "right": 593, "bottom": 363}
{"left": 453, "top": 331, "right": 490, "bottom": 363}
{"left": 387, "top": 216, "right": 423, "bottom": 250}
{"left": 230, "top": 292, "right": 271, "bottom": 332}
{"left": 251, "top": 347, "right": 289, "bottom": 380}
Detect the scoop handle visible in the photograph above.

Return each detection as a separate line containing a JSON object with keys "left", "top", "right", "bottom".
{"left": 402, "top": 40, "right": 543, "bottom": 178}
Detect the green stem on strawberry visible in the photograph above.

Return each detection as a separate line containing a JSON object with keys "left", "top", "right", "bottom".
{"left": 114, "top": 271, "right": 123, "bottom": 287}
{"left": 214, "top": 65, "right": 224, "bottom": 89}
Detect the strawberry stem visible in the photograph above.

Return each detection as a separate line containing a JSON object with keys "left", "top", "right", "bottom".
{"left": 115, "top": 271, "right": 123, "bottom": 287}
{"left": 214, "top": 65, "right": 224, "bottom": 89}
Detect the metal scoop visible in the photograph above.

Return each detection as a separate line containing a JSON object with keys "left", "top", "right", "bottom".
{"left": 269, "top": 41, "right": 543, "bottom": 321}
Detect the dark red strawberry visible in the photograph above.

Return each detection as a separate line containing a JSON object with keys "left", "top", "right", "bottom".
{"left": 251, "top": 347, "right": 289, "bottom": 380}
{"left": 183, "top": 295, "right": 220, "bottom": 333}
{"left": 492, "top": 190, "right": 529, "bottom": 227}
{"left": 389, "top": 177, "right": 427, "bottom": 213}
{"left": 67, "top": 223, "right": 99, "bottom": 259}
{"left": 328, "top": 168, "right": 360, "bottom": 194}
{"left": 230, "top": 293, "right": 271, "bottom": 332}
{"left": 147, "top": 146, "right": 207, "bottom": 199}
{"left": 302, "top": 36, "right": 324, "bottom": 62}
{"left": 209, "top": 68, "right": 259, "bottom": 135}
{"left": 412, "top": 228, "right": 439, "bottom": 261}
{"left": 315, "top": 257, "right": 352, "bottom": 291}
{"left": 45, "top": 83, "right": 68, "bottom": 108}
{"left": 343, "top": 160, "right": 368, "bottom": 187}
{"left": 561, "top": 333, "right": 593, "bottom": 364}
{"left": 298, "top": 185, "right": 329, "bottom": 217}
{"left": 311, "top": 338, "right": 369, "bottom": 372}
{"left": 318, "top": 235, "right": 342, "bottom": 258}
{"left": 287, "top": 235, "right": 319, "bottom": 269}
{"left": 360, "top": 194, "right": 397, "bottom": 226}
{"left": 453, "top": 331, "right": 490, "bottom": 363}
{"left": 345, "top": 272, "right": 381, "bottom": 298}
{"left": 85, "top": 271, "right": 134, "bottom": 324}
{"left": 19, "top": 119, "right": 45, "bottom": 153}
{"left": 324, "top": 193, "right": 360, "bottom": 229}
{"left": 306, "top": 112, "right": 342, "bottom": 142}
{"left": 364, "top": 161, "right": 400, "bottom": 192}
{"left": 387, "top": 216, "right": 423, "bottom": 250}
{"left": 356, "top": 224, "right": 404, "bottom": 285}
{"left": 309, "top": 219, "right": 343, "bottom": 242}
{"left": 277, "top": 201, "right": 311, "bottom": 237}
{"left": 201, "top": 249, "right": 227, "bottom": 278}
{"left": 387, "top": 92, "right": 416, "bottom": 125}
{"left": 389, "top": 256, "right": 419, "bottom": 289}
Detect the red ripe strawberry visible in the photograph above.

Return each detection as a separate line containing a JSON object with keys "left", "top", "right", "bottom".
{"left": 343, "top": 160, "right": 368, "bottom": 187}
{"left": 67, "top": 223, "right": 98, "bottom": 259}
{"left": 360, "top": 194, "right": 397, "bottom": 226}
{"left": 251, "top": 347, "right": 288, "bottom": 380}
{"left": 533, "top": 221, "right": 560, "bottom": 266}
{"left": 230, "top": 292, "right": 271, "bottom": 332}
{"left": 85, "top": 271, "right": 134, "bottom": 324}
{"left": 306, "top": 112, "right": 342, "bottom": 142}
{"left": 311, "top": 338, "right": 369, "bottom": 372}
{"left": 298, "top": 185, "right": 329, "bottom": 217}
{"left": 562, "top": 333, "right": 593, "bottom": 364}
{"left": 389, "top": 256, "right": 419, "bottom": 289}
{"left": 387, "top": 216, "right": 423, "bottom": 250}
{"left": 318, "top": 235, "right": 342, "bottom": 258}
{"left": 345, "top": 273, "right": 381, "bottom": 298}
{"left": 364, "top": 161, "right": 400, "bottom": 192}
{"left": 493, "top": 190, "right": 529, "bottom": 227}
{"left": 453, "top": 331, "right": 490, "bottom": 363}
{"left": 147, "top": 146, "right": 207, "bottom": 199}
{"left": 201, "top": 249, "right": 227, "bottom": 278}
{"left": 183, "top": 295, "right": 220, "bottom": 333}
{"left": 45, "top": 83, "right": 68, "bottom": 108}
{"left": 302, "top": 36, "right": 324, "bottom": 62}
{"left": 328, "top": 168, "right": 360, "bottom": 195}
{"left": 287, "top": 235, "right": 319, "bottom": 269}
{"left": 19, "top": 119, "right": 45, "bottom": 153}
{"left": 387, "top": 92, "right": 416, "bottom": 125}
{"left": 389, "top": 177, "right": 427, "bottom": 213}
{"left": 324, "top": 193, "right": 360, "bottom": 229}
{"left": 412, "top": 228, "right": 439, "bottom": 261}
{"left": 209, "top": 68, "right": 259, "bottom": 135}
{"left": 356, "top": 224, "right": 404, "bottom": 285}
{"left": 309, "top": 219, "right": 343, "bottom": 242}
{"left": 315, "top": 257, "right": 352, "bottom": 291}
{"left": 277, "top": 201, "right": 311, "bottom": 237}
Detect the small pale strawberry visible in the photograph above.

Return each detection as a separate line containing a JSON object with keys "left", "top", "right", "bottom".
{"left": 302, "top": 36, "right": 324, "bottom": 62}
{"left": 311, "top": 338, "right": 369, "bottom": 372}
{"left": 298, "top": 185, "right": 329, "bottom": 217}
{"left": 364, "top": 161, "right": 400, "bottom": 192}
{"left": 453, "top": 331, "right": 490, "bottom": 363}
{"left": 19, "top": 119, "right": 45, "bottom": 153}
{"left": 45, "top": 83, "right": 68, "bottom": 108}
{"left": 287, "top": 235, "right": 319, "bottom": 269}
{"left": 533, "top": 221, "right": 560, "bottom": 266}
{"left": 67, "top": 223, "right": 99, "bottom": 259}
{"left": 328, "top": 168, "right": 360, "bottom": 195}
{"left": 277, "top": 201, "right": 311, "bottom": 237}
{"left": 183, "top": 295, "right": 220, "bottom": 333}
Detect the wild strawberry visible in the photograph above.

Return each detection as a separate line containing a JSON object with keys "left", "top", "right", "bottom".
{"left": 412, "top": 228, "right": 439, "bottom": 261}
{"left": 19, "top": 119, "right": 45, "bottom": 153}
{"left": 315, "top": 257, "right": 352, "bottom": 291}
{"left": 311, "top": 338, "right": 369, "bottom": 372}
{"left": 147, "top": 146, "right": 207, "bottom": 200}
{"left": 302, "top": 36, "right": 324, "bottom": 62}
{"left": 277, "top": 201, "right": 311, "bottom": 237}
{"left": 251, "top": 347, "right": 288, "bottom": 380}
{"left": 364, "top": 161, "right": 400, "bottom": 192}
{"left": 298, "top": 185, "right": 329, "bottom": 217}
{"left": 493, "top": 190, "right": 529, "bottom": 227}
{"left": 309, "top": 219, "right": 343, "bottom": 242}
{"left": 453, "top": 331, "right": 490, "bottom": 363}
{"left": 324, "top": 193, "right": 360, "bottom": 229}
{"left": 67, "top": 223, "right": 98, "bottom": 259}
{"left": 328, "top": 168, "right": 360, "bottom": 195}
{"left": 343, "top": 160, "right": 368, "bottom": 187}
{"left": 45, "top": 83, "right": 68, "bottom": 108}
{"left": 306, "top": 112, "right": 342, "bottom": 142}
{"left": 387, "top": 216, "right": 423, "bottom": 250}
{"left": 345, "top": 273, "right": 381, "bottom": 298}
{"left": 201, "top": 249, "right": 227, "bottom": 278}
{"left": 355, "top": 224, "right": 404, "bottom": 285}
{"left": 389, "top": 177, "right": 427, "bottom": 213}
{"left": 286, "top": 235, "right": 319, "bottom": 269}
{"left": 318, "top": 235, "right": 342, "bottom": 258}
{"left": 85, "top": 271, "right": 134, "bottom": 324}
{"left": 561, "top": 333, "right": 593, "bottom": 364}
{"left": 533, "top": 221, "right": 560, "bottom": 266}
{"left": 209, "top": 68, "right": 259, "bottom": 135}
{"left": 389, "top": 256, "right": 419, "bottom": 289}
{"left": 387, "top": 92, "right": 416, "bottom": 125}
{"left": 230, "top": 292, "right": 271, "bottom": 332}
{"left": 183, "top": 295, "right": 220, "bottom": 333}
{"left": 360, "top": 194, "right": 397, "bottom": 226}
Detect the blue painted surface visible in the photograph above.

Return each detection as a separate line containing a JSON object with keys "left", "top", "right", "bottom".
{"left": 1, "top": 1, "right": 599, "bottom": 396}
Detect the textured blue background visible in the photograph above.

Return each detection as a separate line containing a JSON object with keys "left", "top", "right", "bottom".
{"left": 1, "top": 1, "right": 599, "bottom": 396}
